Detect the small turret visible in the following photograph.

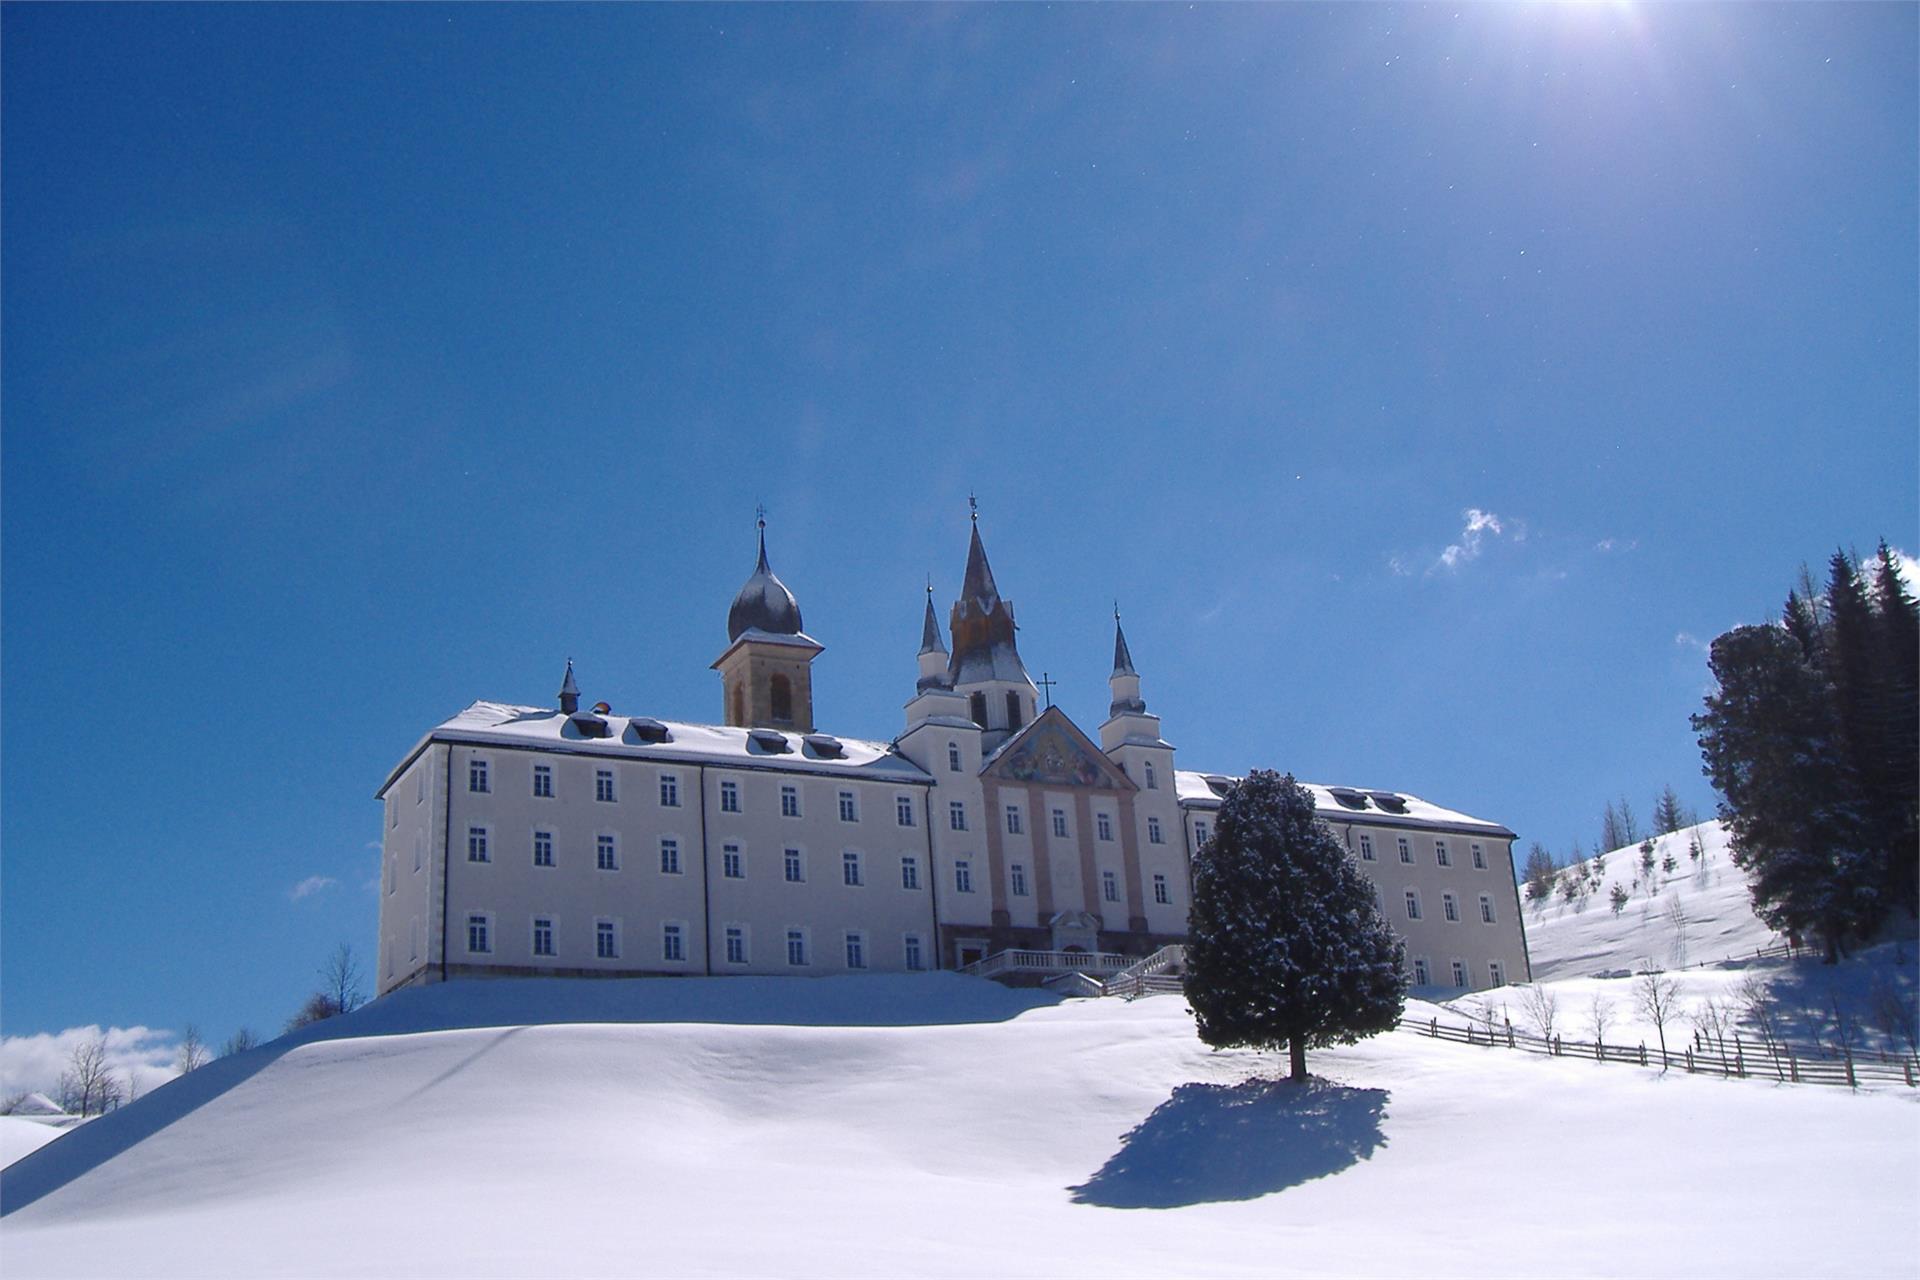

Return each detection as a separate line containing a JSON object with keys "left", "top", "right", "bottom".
{"left": 558, "top": 658, "right": 580, "bottom": 716}
{"left": 917, "top": 581, "right": 951, "bottom": 692}
{"left": 1108, "top": 607, "right": 1146, "bottom": 716}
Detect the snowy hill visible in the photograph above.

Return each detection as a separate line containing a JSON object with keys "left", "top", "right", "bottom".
{"left": 1520, "top": 821, "right": 1781, "bottom": 981}
{"left": 3, "top": 974, "right": 1914, "bottom": 1279}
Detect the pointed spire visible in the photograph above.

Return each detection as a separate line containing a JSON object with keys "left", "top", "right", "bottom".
{"left": 1112, "top": 604, "right": 1136, "bottom": 675}
{"left": 558, "top": 658, "right": 580, "bottom": 715}
{"left": 727, "top": 508, "right": 804, "bottom": 642}
{"left": 919, "top": 580, "right": 946, "bottom": 655}
{"left": 960, "top": 519, "right": 1001, "bottom": 609}
{"left": 754, "top": 505, "right": 770, "bottom": 573}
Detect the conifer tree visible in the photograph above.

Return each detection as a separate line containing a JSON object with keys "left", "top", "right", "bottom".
{"left": 1185, "top": 771, "right": 1407, "bottom": 1082}
{"left": 1870, "top": 542, "right": 1919, "bottom": 913}
{"left": 1522, "top": 843, "right": 1557, "bottom": 902}
{"left": 1653, "top": 786, "right": 1687, "bottom": 836}
{"left": 1693, "top": 623, "right": 1879, "bottom": 960}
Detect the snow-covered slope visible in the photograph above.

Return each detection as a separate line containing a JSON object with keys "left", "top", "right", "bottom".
{"left": 1521, "top": 822, "right": 1781, "bottom": 981}
{"left": 0, "top": 1121, "right": 64, "bottom": 1171}
{"left": 2, "top": 974, "right": 1913, "bottom": 1279}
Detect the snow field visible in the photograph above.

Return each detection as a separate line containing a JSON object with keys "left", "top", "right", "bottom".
{"left": 2, "top": 976, "right": 1914, "bottom": 1279}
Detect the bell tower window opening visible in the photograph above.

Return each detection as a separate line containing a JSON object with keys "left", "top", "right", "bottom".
{"left": 969, "top": 692, "right": 988, "bottom": 728}
{"left": 1005, "top": 691, "right": 1023, "bottom": 731}
{"left": 730, "top": 683, "right": 745, "bottom": 727}
{"left": 769, "top": 674, "right": 794, "bottom": 724}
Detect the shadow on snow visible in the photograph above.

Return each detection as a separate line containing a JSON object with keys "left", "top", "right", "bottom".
{"left": 1069, "top": 1078, "right": 1389, "bottom": 1210}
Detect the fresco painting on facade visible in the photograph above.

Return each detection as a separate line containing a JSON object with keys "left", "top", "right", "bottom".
{"left": 375, "top": 515, "right": 1530, "bottom": 996}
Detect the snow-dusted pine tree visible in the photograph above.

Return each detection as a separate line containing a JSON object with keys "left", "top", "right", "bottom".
{"left": 1184, "top": 770, "right": 1406, "bottom": 1082}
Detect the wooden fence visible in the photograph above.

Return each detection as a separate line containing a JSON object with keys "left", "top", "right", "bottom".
{"left": 1400, "top": 1014, "right": 1919, "bottom": 1090}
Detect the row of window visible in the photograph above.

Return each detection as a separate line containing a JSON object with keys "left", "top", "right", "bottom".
{"left": 463, "top": 913, "right": 925, "bottom": 971}
{"left": 455, "top": 824, "right": 1186, "bottom": 906}
{"left": 1402, "top": 889, "right": 1499, "bottom": 925}
{"left": 1410, "top": 957, "right": 1506, "bottom": 988}
{"left": 1358, "top": 834, "right": 1490, "bottom": 871}
{"left": 1000, "top": 805, "right": 1165, "bottom": 845}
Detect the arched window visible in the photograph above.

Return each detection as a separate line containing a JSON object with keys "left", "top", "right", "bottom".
{"left": 770, "top": 674, "right": 793, "bottom": 723}
{"left": 969, "top": 691, "right": 988, "bottom": 728}
{"left": 1005, "top": 691, "right": 1023, "bottom": 731}
{"left": 731, "top": 683, "right": 745, "bottom": 726}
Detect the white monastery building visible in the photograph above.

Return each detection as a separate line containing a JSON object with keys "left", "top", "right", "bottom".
{"left": 376, "top": 516, "right": 1531, "bottom": 996}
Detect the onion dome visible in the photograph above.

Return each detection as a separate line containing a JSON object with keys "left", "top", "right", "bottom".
{"left": 726, "top": 519, "right": 804, "bottom": 643}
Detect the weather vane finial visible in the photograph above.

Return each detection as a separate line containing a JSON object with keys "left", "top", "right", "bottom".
{"left": 755, "top": 502, "right": 767, "bottom": 531}
{"left": 968, "top": 492, "right": 978, "bottom": 523}
{"left": 1114, "top": 600, "right": 1122, "bottom": 623}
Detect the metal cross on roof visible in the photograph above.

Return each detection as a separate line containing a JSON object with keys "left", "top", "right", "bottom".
{"left": 1036, "top": 671, "right": 1056, "bottom": 709}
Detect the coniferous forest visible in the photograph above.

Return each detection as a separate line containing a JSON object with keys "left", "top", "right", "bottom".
{"left": 1692, "top": 542, "right": 1920, "bottom": 960}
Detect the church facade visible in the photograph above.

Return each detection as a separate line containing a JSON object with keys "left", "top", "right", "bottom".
{"left": 375, "top": 518, "right": 1532, "bottom": 996}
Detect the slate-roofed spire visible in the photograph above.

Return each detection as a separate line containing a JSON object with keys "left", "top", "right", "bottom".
{"left": 919, "top": 581, "right": 946, "bottom": 655}
{"left": 959, "top": 519, "right": 1001, "bottom": 612}
{"left": 726, "top": 511, "right": 805, "bottom": 642}
{"left": 558, "top": 658, "right": 580, "bottom": 715}
{"left": 1112, "top": 604, "right": 1137, "bottom": 676}
{"left": 947, "top": 508, "right": 1029, "bottom": 689}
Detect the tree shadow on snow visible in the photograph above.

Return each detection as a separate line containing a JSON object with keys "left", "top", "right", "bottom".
{"left": 1069, "top": 1078, "right": 1389, "bottom": 1209}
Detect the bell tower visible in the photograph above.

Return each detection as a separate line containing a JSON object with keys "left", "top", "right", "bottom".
{"left": 711, "top": 514, "right": 822, "bottom": 732}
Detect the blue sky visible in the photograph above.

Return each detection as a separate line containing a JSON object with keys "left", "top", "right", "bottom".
{"left": 3, "top": 3, "right": 1914, "bottom": 1048}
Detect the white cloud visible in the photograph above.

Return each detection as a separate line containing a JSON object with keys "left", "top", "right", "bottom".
{"left": 1890, "top": 548, "right": 1919, "bottom": 593}
{"left": 1434, "top": 508, "right": 1511, "bottom": 573}
{"left": 1386, "top": 555, "right": 1414, "bottom": 578}
{"left": 1674, "top": 631, "right": 1708, "bottom": 652}
{"left": 1595, "top": 537, "right": 1639, "bottom": 553}
{"left": 288, "top": 875, "right": 339, "bottom": 902}
{"left": 0, "top": 1025, "right": 182, "bottom": 1101}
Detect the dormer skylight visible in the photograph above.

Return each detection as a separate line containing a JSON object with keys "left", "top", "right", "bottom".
{"left": 803, "top": 733, "right": 845, "bottom": 759}
{"left": 627, "top": 717, "right": 671, "bottom": 744}
{"left": 749, "top": 728, "right": 793, "bottom": 754}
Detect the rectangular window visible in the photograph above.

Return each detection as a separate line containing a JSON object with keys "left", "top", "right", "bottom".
{"left": 596, "top": 921, "right": 618, "bottom": 959}
{"left": 949, "top": 801, "right": 967, "bottom": 832}
{"left": 532, "top": 917, "right": 554, "bottom": 957}
{"left": 388, "top": 796, "right": 396, "bottom": 829}
{"left": 1153, "top": 873, "right": 1171, "bottom": 906}
{"left": 843, "top": 850, "right": 863, "bottom": 887}
{"left": 663, "top": 923, "right": 685, "bottom": 962}
{"left": 1005, "top": 805, "right": 1023, "bottom": 835}
{"left": 1051, "top": 809, "right": 1068, "bottom": 838}
{"left": 1472, "top": 843, "right": 1487, "bottom": 870}
{"left": 1443, "top": 892, "right": 1459, "bottom": 923}
{"left": 533, "top": 764, "right": 553, "bottom": 798}
{"left": 1147, "top": 816, "right": 1164, "bottom": 845}
{"left": 784, "top": 848, "right": 804, "bottom": 883}
{"left": 723, "top": 843, "right": 744, "bottom": 879}
{"left": 904, "top": 934, "right": 924, "bottom": 971}
{"left": 660, "top": 774, "right": 681, "bottom": 808}
{"left": 839, "top": 791, "right": 858, "bottom": 823}
{"left": 468, "top": 827, "right": 489, "bottom": 863}
{"left": 469, "top": 759, "right": 489, "bottom": 794}
{"left": 845, "top": 932, "right": 866, "bottom": 970}
{"left": 416, "top": 770, "right": 425, "bottom": 804}
{"left": 1480, "top": 894, "right": 1495, "bottom": 924}
{"left": 901, "top": 855, "right": 920, "bottom": 890}
{"left": 467, "top": 914, "right": 490, "bottom": 953}
{"left": 954, "top": 860, "right": 973, "bottom": 893}
{"left": 947, "top": 742, "right": 962, "bottom": 772}
{"left": 1405, "top": 890, "right": 1421, "bottom": 920}
{"left": 660, "top": 838, "right": 682, "bottom": 875}
{"left": 1096, "top": 812, "right": 1113, "bottom": 842}
{"left": 1413, "top": 957, "right": 1430, "bottom": 985}
{"left": 1489, "top": 960, "right": 1505, "bottom": 986}
{"left": 1359, "top": 834, "right": 1376, "bottom": 861}
{"left": 413, "top": 832, "right": 423, "bottom": 872}
{"left": 596, "top": 770, "right": 616, "bottom": 803}
{"left": 1195, "top": 821, "right": 1209, "bottom": 845}
{"left": 1397, "top": 837, "right": 1412, "bottom": 864}
{"left": 597, "top": 835, "right": 618, "bottom": 871}
{"left": 533, "top": 831, "right": 554, "bottom": 868}
{"left": 1144, "top": 761, "right": 1158, "bottom": 789}
{"left": 781, "top": 785, "right": 801, "bottom": 818}
{"left": 1435, "top": 840, "right": 1451, "bottom": 867}
{"left": 786, "top": 929, "right": 808, "bottom": 967}
{"left": 720, "top": 779, "right": 740, "bottom": 813}
{"left": 896, "top": 795, "right": 915, "bottom": 827}
{"left": 1010, "top": 863, "right": 1028, "bottom": 897}
{"left": 1102, "top": 869, "right": 1119, "bottom": 903}
{"left": 725, "top": 926, "right": 747, "bottom": 965}
{"left": 1451, "top": 960, "right": 1467, "bottom": 988}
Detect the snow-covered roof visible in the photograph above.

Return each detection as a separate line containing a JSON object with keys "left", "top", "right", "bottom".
{"left": 1174, "top": 770, "right": 1514, "bottom": 838}
{"left": 379, "top": 702, "right": 931, "bottom": 796}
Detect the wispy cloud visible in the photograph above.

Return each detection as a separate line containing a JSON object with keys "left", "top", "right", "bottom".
{"left": 0, "top": 1025, "right": 183, "bottom": 1100}
{"left": 1387, "top": 555, "right": 1414, "bottom": 578}
{"left": 1595, "top": 537, "right": 1639, "bottom": 553}
{"left": 1433, "top": 508, "right": 1515, "bottom": 573}
{"left": 288, "top": 875, "right": 339, "bottom": 902}
{"left": 1674, "top": 631, "right": 1709, "bottom": 652}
